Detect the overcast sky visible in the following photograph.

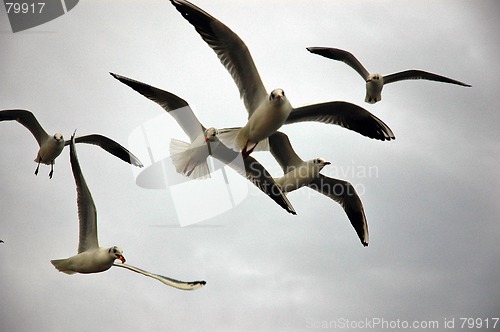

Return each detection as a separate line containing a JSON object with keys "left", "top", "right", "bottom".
{"left": 0, "top": 1, "right": 498, "bottom": 331}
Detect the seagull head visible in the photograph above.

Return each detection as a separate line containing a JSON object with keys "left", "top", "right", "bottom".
{"left": 108, "top": 246, "right": 125, "bottom": 263}
{"left": 269, "top": 88, "right": 286, "bottom": 103}
{"left": 204, "top": 127, "right": 218, "bottom": 142}
{"left": 53, "top": 133, "right": 64, "bottom": 141}
{"left": 366, "top": 73, "right": 382, "bottom": 83}
{"left": 313, "top": 157, "right": 331, "bottom": 170}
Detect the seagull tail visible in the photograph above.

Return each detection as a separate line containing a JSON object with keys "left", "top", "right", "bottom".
{"left": 218, "top": 128, "right": 269, "bottom": 152}
{"left": 169, "top": 138, "right": 210, "bottom": 179}
{"left": 50, "top": 258, "right": 77, "bottom": 275}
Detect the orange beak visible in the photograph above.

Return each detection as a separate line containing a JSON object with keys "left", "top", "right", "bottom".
{"left": 116, "top": 255, "right": 126, "bottom": 263}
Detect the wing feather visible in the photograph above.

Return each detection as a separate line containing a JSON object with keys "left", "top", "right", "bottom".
{"left": 69, "top": 133, "right": 99, "bottom": 253}
{"left": 286, "top": 101, "right": 395, "bottom": 141}
{"left": 307, "top": 47, "right": 370, "bottom": 80}
{"left": 170, "top": 0, "right": 267, "bottom": 115}
{"left": 309, "top": 174, "right": 369, "bottom": 246}
{"left": 110, "top": 72, "right": 205, "bottom": 142}
{"left": 113, "top": 263, "right": 206, "bottom": 290}
{"left": 383, "top": 69, "right": 471, "bottom": 86}
{"left": 0, "top": 109, "right": 50, "bottom": 146}
{"left": 64, "top": 134, "right": 143, "bottom": 167}
{"left": 211, "top": 141, "right": 296, "bottom": 215}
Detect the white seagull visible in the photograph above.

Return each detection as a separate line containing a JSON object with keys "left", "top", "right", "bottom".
{"left": 169, "top": 0, "right": 395, "bottom": 157}
{"left": 110, "top": 72, "right": 296, "bottom": 215}
{"left": 307, "top": 47, "right": 471, "bottom": 104}
{"left": 51, "top": 133, "right": 206, "bottom": 290}
{"left": 269, "top": 131, "right": 369, "bottom": 247}
{"left": 0, "top": 109, "right": 143, "bottom": 178}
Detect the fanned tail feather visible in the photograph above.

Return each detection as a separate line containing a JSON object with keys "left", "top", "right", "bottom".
{"left": 169, "top": 138, "right": 210, "bottom": 179}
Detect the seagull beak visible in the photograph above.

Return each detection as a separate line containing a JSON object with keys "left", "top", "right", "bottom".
{"left": 116, "top": 254, "right": 126, "bottom": 263}
{"left": 205, "top": 137, "right": 210, "bottom": 142}
{"left": 324, "top": 161, "right": 331, "bottom": 166}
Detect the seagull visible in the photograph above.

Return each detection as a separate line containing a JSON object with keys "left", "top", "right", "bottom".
{"left": 51, "top": 133, "right": 206, "bottom": 290}
{"left": 307, "top": 47, "right": 471, "bottom": 104}
{"left": 0, "top": 109, "right": 143, "bottom": 178}
{"left": 110, "top": 72, "right": 296, "bottom": 215}
{"left": 169, "top": 0, "right": 395, "bottom": 157}
{"left": 269, "top": 131, "right": 369, "bottom": 247}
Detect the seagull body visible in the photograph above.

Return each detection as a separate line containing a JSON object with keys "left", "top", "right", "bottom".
{"left": 52, "top": 247, "right": 125, "bottom": 275}
{"left": 275, "top": 158, "right": 331, "bottom": 194}
{"left": 307, "top": 47, "right": 471, "bottom": 104}
{"left": 269, "top": 132, "right": 369, "bottom": 246}
{"left": 110, "top": 72, "right": 296, "bottom": 215}
{"left": 0, "top": 109, "right": 143, "bottom": 178}
{"left": 236, "top": 89, "right": 292, "bottom": 156}
{"left": 170, "top": 0, "right": 395, "bottom": 149}
{"left": 51, "top": 133, "right": 206, "bottom": 290}
{"left": 34, "top": 132, "right": 65, "bottom": 173}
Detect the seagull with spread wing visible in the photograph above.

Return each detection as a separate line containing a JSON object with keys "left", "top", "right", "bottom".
{"left": 110, "top": 72, "right": 296, "bottom": 215}
{"left": 169, "top": 0, "right": 395, "bottom": 158}
{"left": 0, "top": 109, "right": 143, "bottom": 178}
{"left": 307, "top": 47, "right": 471, "bottom": 104}
{"left": 269, "top": 131, "right": 369, "bottom": 247}
{"left": 50, "top": 133, "right": 206, "bottom": 290}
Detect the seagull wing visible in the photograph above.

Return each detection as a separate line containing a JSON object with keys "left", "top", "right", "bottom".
{"left": 69, "top": 133, "right": 99, "bottom": 253}
{"left": 113, "top": 263, "right": 206, "bottom": 290}
{"left": 0, "top": 109, "right": 50, "bottom": 147}
{"left": 307, "top": 47, "right": 370, "bottom": 80}
{"left": 63, "top": 134, "right": 143, "bottom": 167}
{"left": 308, "top": 174, "right": 369, "bottom": 247}
{"left": 110, "top": 72, "right": 205, "bottom": 142}
{"left": 170, "top": 0, "right": 268, "bottom": 116}
{"left": 268, "top": 131, "right": 304, "bottom": 173}
{"left": 286, "top": 101, "right": 395, "bottom": 141}
{"left": 383, "top": 69, "right": 471, "bottom": 86}
{"left": 210, "top": 140, "right": 296, "bottom": 215}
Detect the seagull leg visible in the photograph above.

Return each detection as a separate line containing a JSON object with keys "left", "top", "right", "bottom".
{"left": 34, "top": 156, "right": 42, "bottom": 176}
{"left": 49, "top": 162, "right": 54, "bottom": 179}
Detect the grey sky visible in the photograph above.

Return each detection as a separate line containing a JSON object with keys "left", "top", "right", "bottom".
{"left": 0, "top": 1, "right": 499, "bottom": 331}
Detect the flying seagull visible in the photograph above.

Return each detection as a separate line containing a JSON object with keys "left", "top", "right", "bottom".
{"left": 307, "top": 47, "right": 471, "bottom": 104}
{"left": 269, "top": 131, "right": 369, "bottom": 247}
{"left": 51, "top": 133, "right": 206, "bottom": 290}
{"left": 169, "top": 0, "right": 395, "bottom": 157}
{"left": 110, "top": 72, "right": 296, "bottom": 215}
{"left": 0, "top": 109, "right": 143, "bottom": 178}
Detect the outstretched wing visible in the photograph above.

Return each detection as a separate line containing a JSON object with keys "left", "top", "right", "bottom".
{"left": 170, "top": 0, "right": 268, "bottom": 116}
{"left": 64, "top": 134, "right": 143, "bottom": 167}
{"left": 307, "top": 47, "right": 370, "bottom": 81}
{"left": 113, "top": 263, "right": 206, "bottom": 290}
{"left": 268, "top": 132, "right": 304, "bottom": 173}
{"left": 308, "top": 174, "right": 369, "bottom": 247}
{"left": 0, "top": 109, "right": 50, "bottom": 146}
{"left": 110, "top": 72, "right": 205, "bottom": 142}
{"left": 383, "top": 69, "right": 471, "bottom": 86}
{"left": 69, "top": 133, "right": 99, "bottom": 253}
{"left": 210, "top": 140, "right": 296, "bottom": 215}
{"left": 286, "top": 101, "right": 395, "bottom": 141}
